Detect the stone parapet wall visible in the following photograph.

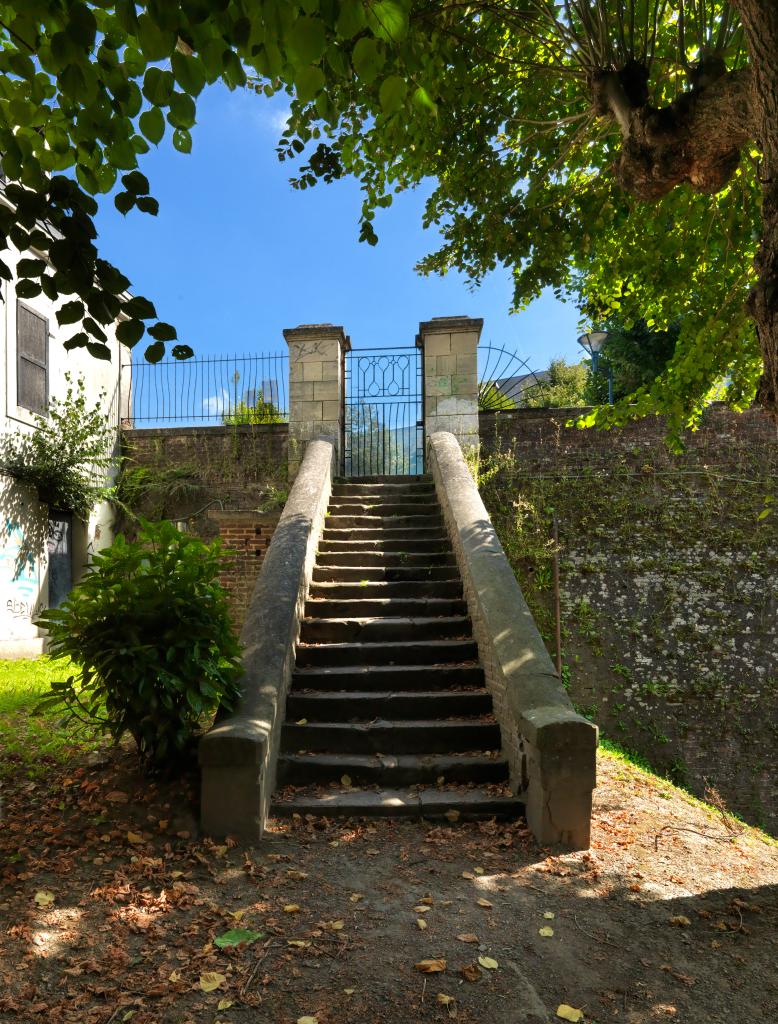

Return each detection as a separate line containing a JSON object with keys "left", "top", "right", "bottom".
{"left": 428, "top": 430, "right": 597, "bottom": 850}
{"left": 207, "top": 510, "right": 281, "bottom": 628}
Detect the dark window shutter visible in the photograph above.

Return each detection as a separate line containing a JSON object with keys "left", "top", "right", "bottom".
{"left": 17, "top": 300, "right": 48, "bottom": 415}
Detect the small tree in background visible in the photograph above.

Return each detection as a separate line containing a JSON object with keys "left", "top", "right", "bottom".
{"left": 523, "top": 359, "right": 589, "bottom": 409}
{"left": 584, "top": 320, "right": 680, "bottom": 405}
{"left": 222, "top": 392, "right": 283, "bottom": 426}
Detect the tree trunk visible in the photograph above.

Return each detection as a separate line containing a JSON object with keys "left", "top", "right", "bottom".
{"left": 732, "top": 0, "right": 778, "bottom": 420}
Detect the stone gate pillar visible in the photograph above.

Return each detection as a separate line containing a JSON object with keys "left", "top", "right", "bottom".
{"left": 284, "top": 323, "right": 350, "bottom": 479}
{"left": 417, "top": 316, "right": 482, "bottom": 455}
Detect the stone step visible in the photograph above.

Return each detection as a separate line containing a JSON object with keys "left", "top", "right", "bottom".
{"left": 271, "top": 788, "right": 522, "bottom": 820}
{"left": 308, "top": 580, "right": 463, "bottom": 600}
{"left": 316, "top": 550, "right": 456, "bottom": 568}
{"left": 312, "top": 565, "right": 457, "bottom": 583}
{"left": 322, "top": 527, "right": 448, "bottom": 543}
{"left": 286, "top": 689, "right": 492, "bottom": 721}
{"left": 300, "top": 615, "right": 471, "bottom": 644}
{"left": 335, "top": 475, "right": 431, "bottom": 485}
{"left": 276, "top": 752, "right": 509, "bottom": 787}
{"left": 292, "top": 663, "right": 485, "bottom": 691}
{"left": 280, "top": 719, "right": 501, "bottom": 754}
{"left": 330, "top": 491, "right": 436, "bottom": 506}
{"left": 329, "top": 502, "right": 439, "bottom": 518}
{"left": 304, "top": 597, "right": 468, "bottom": 619}
{"left": 295, "top": 638, "right": 478, "bottom": 668}
{"left": 325, "top": 514, "right": 442, "bottom": 530}
{"left": 318, "top": 538, "right": 452, "bottom": 554}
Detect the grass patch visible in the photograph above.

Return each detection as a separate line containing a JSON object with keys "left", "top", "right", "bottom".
{"left": 0, "top": 657, "right": 103, "bottom": 778}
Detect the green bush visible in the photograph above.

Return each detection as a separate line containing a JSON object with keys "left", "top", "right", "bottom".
{"left": 37, "top": 519, "right": 243, "bottom": 769}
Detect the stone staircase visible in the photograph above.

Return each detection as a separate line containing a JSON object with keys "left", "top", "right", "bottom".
{"left": 271, "top": 475, "right": 523, "bottom": 821}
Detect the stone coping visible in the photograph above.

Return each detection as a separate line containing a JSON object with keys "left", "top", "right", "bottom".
{"left": 283, "top": 324, "right": 351, "bottom": 351}
{"left": 427, "top": 430, "right": 597, "bottom": 849}
{"left": 122, "top": 423, "right": 288, "bottom": 438}
{"left": 199, "top": 438, "right": 334, "bottom": 840}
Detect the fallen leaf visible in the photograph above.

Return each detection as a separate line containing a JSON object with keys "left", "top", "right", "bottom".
{"left": 350, "top": 893, "right": 364, "bottom": 903}
{"left": 478, "top": 956, "right": 498, "bottom": 970}
{"left": 168, "top": 970, "right": 181, "bottom": 983}
{"left": 34, "top": 891, "right": 55, "bottom": 908}
{"left": 461, "top": 871, "right": 475, "bottom": 880}
{"left": 199, "top": 972, "right": 226, "bottom": 992}
{"left": 296, "top": 719, "right": 308, "bottom": 725}
{"left": 229, "top": 909, "right": 246, "bottom": 921}
{"left": 288, "top": 940, "right": 311, "bottom": 948}
{"left": 287, "top": 869, "right": 309, "bottom": 880}
{"left": 474, "top": 867, "right": 484, "bottom": 875}
{"left": 415, "top": 959, "right": 446, "bottom": 973}
{"left": 669, "top": 915, "right": 691, "bottom": 927}
{"left": 457, "top": 933, "right": 479, "bottom": 944}
{"left": 341, "top": 774, "right": 352, "bottom": 786}
{"left": 214, "top": 928, "right": 263, "bottom": 949}
{"left": 460, "top": 963, "right": 482, "bottom": 983}
{"left": 444, "top": 809, "right": 460, "bottom": 822}
{"left": 557, "top": 1005, "right": 584, "bottom": 1022}
{"left": 414, "top": 905, "right": 431, "bottom": 913}
{"left": 217, "top": 999, "right": 233, "bottom": 1011}
{"left": 437, "top": 993, "right": 455, "bottom": 1005}
{"left": 539, "top": 926, "right": 554, "bottom": 937}
{"left": 544, "top": 911, "right": 555, "bottom": 919}
{"left": 106, "top": 791, "right": 128, "bottom": 803}
{"left": 418, "top": 896, "right": 434, "bottom": 905}
{"left": 417, "top": 918, "right": 428, "bottom": 930}
{"left": 284, "top": 904, "right": 301, "bottom": 913}
{"left": 476, "top": 898, "right": 493, "bottom": 908}
{"left": 344, "top": 988, "right": 355, "bottom": 995}
{"left": 297, "top": 1018, "right": 318, "bottom": 1024}
{"left": 127, "top": 831, "right": 144, "bottom": 845}
{"left": 329, "top": 920, "right": 345, "bottom": 930}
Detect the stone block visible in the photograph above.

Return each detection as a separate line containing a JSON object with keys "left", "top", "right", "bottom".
{"left": 302, "top": 361, "right": 324, "bottom": 381}
{"left": 321, "top": 400, "right": 340, "bottom": 421}
{"left": 456, "top": 353, "right": 477, "bottom": 375}
{"left": 426, "top": 375, "right": 453, "bottom": 398}
{"left": 289, "top": 381, "right": 314, "bottom": 401}
{"left": 424, "top": 334, "right": 452, "bottom": 357}
{"left": 450, "top": 331, "right": 480, "bottom": 355}
{"left": 289, "top": 361, "right": 305, "bottom": 383}
{"left": 450, "top": 372, "right": 477, "bottom": 396}
{"left": 435, "top": 354, "right": 457, "bottom": 375}
{"left": 313, "top": 379, "right": 339, "bottom": 401}
{"left": 296, "top": 400, "right": 323, "bottom": 421}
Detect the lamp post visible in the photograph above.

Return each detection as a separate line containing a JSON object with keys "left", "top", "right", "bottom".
{"left": 577, "top": 331, "right": 613, "bottom": 405}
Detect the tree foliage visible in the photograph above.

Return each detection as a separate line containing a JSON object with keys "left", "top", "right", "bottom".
{"left": 585, "top": 319, "right": 681, "bottom": 404}
{"left": 0, "top": 1, "right": 775, "bottom": 437}
{"left": 524, "top": 358, "right": 589, "bottom": 408}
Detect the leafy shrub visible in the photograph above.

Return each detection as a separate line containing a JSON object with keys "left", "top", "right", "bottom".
{"left": 0, "top": 374, "right": 116, "bottom": 517}
{"left": 37, "top": 519, "right": 243, "bottom": 769}
{"left": 222, "top": 394, "right": 283, "bottom": 425}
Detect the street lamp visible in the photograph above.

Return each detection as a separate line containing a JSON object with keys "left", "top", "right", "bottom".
{"left": 577, "top": 331, "right": 613, "bottom": 405}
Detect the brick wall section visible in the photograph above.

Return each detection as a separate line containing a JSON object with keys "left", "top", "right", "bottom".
{"left": 121, "top": 424, "right": 288, "bottom": 629}
{"left": 480, "top": 404, "right": 776, "bottom": 466}
{"left": 207, "top": 510, "right": 281, "bottom": 628}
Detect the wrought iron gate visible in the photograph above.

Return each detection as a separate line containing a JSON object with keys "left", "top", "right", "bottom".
{"left": 343, "top": 346, "right": 424, "bottom": 476}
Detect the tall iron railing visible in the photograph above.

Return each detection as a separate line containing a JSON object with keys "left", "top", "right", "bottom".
{"left": 478, "top": 344, "right": 542, "bottom": 410}
{"left": 121, "top": 352, "right": 289, "bottom": 428}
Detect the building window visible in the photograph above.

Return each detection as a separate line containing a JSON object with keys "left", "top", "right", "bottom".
{"left": 17, "top": 300, "right": 48, "bottom": 415}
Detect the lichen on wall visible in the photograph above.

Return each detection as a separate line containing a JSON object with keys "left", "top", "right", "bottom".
{"left": 478, "top": 406, "right": 778, "bottom": 833}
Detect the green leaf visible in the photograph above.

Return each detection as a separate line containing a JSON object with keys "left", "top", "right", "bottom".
{"left": 214, "top": 929, "right": 264, "bottom": 949}
{"left": 168, "top": 92, "right": 197, "bottom": 129}
{"left": 147, "top": 321, "right": 177, "bottom": 341}
{"left": 411, "top": 85, "right": 437, "bottom": 114}
{"left": 172, "top": 344, "right": 194, "bottom": 360}
{"left": 294, "top": 65, "right": 325, "bottom": 104}
{"left": 17, "top": 257, "right": 46, "bottom": 278}
{"left": 286, "top": 17, "right": 327, "bottom": 66}
{"left": 379, "top": 75, "right": 407, "bottom": 114}
{"left": 351, "top": 37, "right": 383, "bottom": 84}
{"left": 124, "top": 296, "right": 157, "bottom": 319}
{"left": 171, "top": 51, "right": 206, "bottom": 96}
{"left": 336, "top": 0, "right": 367, "bottom": 38}
{"left": 139, "top": 107, "right": 165, "bottom": 145}
{"left": 122, "top": 171, "right": 150, "bottom": 195}
{"left": 116, "top": 318, "right": 145, "bottom": 347}
{"left": 144, "top": 340, "right": 165, "bottom": 363}
{"left": 366, "top": 1, "right": 409, "bottom": 42}
{"left": 173, "top": 128, "right": 192, "bottom": 154}
{"left": 57, "top": 300, "right": 85, "bottom": 326}
{"left": 142, "top": 67, "right": 174, "bottom": 107}
{"left": 136, "top": 196, "right": 159, "bottom": 215}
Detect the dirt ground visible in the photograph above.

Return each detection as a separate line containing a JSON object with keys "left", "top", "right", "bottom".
{"left": 1, "top": 744, "right": 777, "bottom": 1024}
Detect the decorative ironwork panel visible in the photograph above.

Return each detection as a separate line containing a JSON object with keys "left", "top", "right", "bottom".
{"left": 343, "top": 347, "right": 424, "bottom": 476}
{"left": 478, "top": 344, "right": 542, "bottom": 411}
{"left": 121, "top": 352, "right": 289, "bottom": 427}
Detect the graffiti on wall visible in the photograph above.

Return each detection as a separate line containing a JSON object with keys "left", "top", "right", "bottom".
{"left": 1, "top": 519, "right": 42, "bottom": 621}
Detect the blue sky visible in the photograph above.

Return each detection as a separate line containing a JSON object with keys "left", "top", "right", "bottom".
{"left": 94, "top": 83, "right": 583, "bottom": 371}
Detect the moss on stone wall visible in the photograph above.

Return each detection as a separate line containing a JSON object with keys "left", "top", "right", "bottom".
{"left": 478, "top": 440, "right": 777, "bottom": 833}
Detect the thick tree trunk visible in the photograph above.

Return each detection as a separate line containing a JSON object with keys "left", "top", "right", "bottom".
{"left": 732, "top": 0, "right": 778, "bottom": 419}
{"left": 596, "top": 67, "right": 755, "bottom": 201}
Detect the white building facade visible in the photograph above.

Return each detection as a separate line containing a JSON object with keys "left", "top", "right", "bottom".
{"left": 0, "top": 240, "right": 129, "bottom": 657}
